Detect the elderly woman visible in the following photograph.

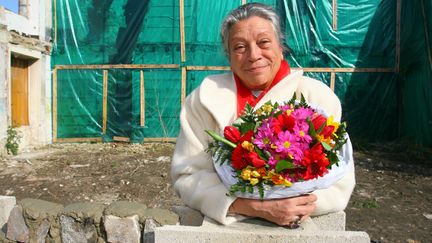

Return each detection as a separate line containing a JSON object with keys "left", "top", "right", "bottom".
{"left": 171, "top": 3, "right": 355, "bottom": 226}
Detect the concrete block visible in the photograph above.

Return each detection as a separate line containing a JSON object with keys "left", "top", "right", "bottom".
{"left": 0, "top": 196, "right": 16, "bottom": 231}
{"left": 155, "top": 225, "right": 370, "bottom": 243}
{"left": 202, "top": 216, "right": 319, "bottom": 231}
{"left": 171, "top": 206, "right": 204, "bottom": 226}
{"left": 157, "top": 212, "right": 369, "bottom": 243}
{"left": 312, "top": 211, "right": 346, "bottom": 231}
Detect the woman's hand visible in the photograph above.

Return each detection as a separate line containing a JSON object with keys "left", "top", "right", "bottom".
{"left": 228, "top": 194, "right": 317, "bottom": 226}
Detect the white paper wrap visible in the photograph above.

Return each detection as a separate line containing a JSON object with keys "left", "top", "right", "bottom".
{"left": 214, "top": 135, "right": 353, "bottom": 199}
{"left": 213, "top": 102, "right": 354, "bottom": 199}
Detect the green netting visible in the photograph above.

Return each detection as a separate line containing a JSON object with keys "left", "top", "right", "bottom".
{"left": 52, "top": 0, "right": 432, "bottom": 146}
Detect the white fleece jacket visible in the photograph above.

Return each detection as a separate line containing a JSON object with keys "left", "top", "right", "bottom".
{"left": 171, "top": 70, "right": 356, "bottom": 225}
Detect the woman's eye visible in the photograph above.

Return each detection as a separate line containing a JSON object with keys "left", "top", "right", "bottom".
{"left": 233, "top": 45, "right": 246, "bottom": 53}
{"left": 258, "top": 40, "right": 271, "bottom": 47}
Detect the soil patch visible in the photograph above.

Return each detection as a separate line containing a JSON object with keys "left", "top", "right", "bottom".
{"left": 0, "top": 142, "right": 431, "bottom": 242}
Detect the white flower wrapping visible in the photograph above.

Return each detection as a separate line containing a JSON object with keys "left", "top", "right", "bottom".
{"left": 214, "top": 134, "right": 353, "bottom": 199}
{"left": 212, "top": 102, "right": 354, "bottom": 199}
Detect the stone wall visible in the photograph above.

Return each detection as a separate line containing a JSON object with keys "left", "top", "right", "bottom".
{"left": 0, "top": 196, "right": 186, "bottom": 243}
{"left": 1, "top": 196, "right": 370, "bottom": 243}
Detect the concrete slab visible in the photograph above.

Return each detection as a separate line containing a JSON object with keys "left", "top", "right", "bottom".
{"left": 313, "top": 211, "right": 346, "bottom": 231}
{"left": 156, "top": 211, "right": 369, "bottom": 243}
{"left": 155, "top": 225, "right": 370, "bottom": 243}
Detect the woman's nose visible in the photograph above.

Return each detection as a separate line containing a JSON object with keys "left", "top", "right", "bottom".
{"left": 248, "top": 44, "right": 262, "bottom": 62}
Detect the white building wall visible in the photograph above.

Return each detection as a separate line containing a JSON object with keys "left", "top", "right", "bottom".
{"left": 0, "top": 29, "right": 9, "bottom": 153}
{"left": 0, "top": 0, "right": 51, "bottom": 154}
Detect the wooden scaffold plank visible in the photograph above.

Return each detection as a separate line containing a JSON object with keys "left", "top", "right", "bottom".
{"left": 52, "top": 68, "right": 58, "bottom": 142}
{"left": 140, "top": 70, "right": 145, "bottom": 127}
{"left": 102, "top": 70, "right": 108, "bottom": 134}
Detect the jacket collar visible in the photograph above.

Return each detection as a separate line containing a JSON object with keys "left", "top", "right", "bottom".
{"left": 199, "top": 70, "right": 304, "bottom": 130}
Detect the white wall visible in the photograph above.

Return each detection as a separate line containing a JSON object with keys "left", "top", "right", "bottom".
{"left": 0, "top": 0, "right": 51, "bottom": 154}
{"left": 0, "top": 30, "right": 9, "bottom": 154}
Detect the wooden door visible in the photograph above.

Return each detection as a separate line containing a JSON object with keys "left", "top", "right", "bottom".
{"left": 11, "top": 57, "right": 29, "bottom": 126}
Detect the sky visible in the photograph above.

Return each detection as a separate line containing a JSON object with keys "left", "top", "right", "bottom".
{"left": 0, "top": 0, "right": 19, "bottom": 13}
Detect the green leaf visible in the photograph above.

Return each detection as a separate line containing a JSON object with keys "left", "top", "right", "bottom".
{"left": 306, "top": 118, "right": 317, "bottom": 138}
{"left": 321, "top": 141, "right": 332, "bottom": 151}
{"left": 238, "top": 122, "right": 255, "bottom": 135}
{"left": 275, "top": 160, "right": 295, "bottom": 173}
{"left": 288, "top": 93, "right": 296, "bottom": 104}
{"left": 327, "top": 152, "right": 339, "bottom": 165}
{"left": 205, "top": 130, "right": 237, "bottom": 148}
{"left": 255, "top": 147, "right": 269, "bottom": 160}
{"left": 258, "top": 183, "right": 265, "bottom": 199}
{"left": 316, "top": 122, "right": 326, "bottom": 134}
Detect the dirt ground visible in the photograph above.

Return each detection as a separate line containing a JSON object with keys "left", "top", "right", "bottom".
{"left": 0, "top": 142, "right": 431, "bottom": 243}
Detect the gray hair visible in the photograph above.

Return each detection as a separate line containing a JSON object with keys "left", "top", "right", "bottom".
{"left": 220, "top": 3, "right": 284, "bottom": 56}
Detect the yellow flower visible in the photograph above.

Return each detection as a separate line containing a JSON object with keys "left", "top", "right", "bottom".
{"left": 251, "top": 170, "right": 261, "bottom": 178}
{"left": 283, "top": 179, "right": 293, "bottom": 187}
{"left": 241, "top": 167, "right": 252, "bottom": 180}
{"left": 326, "top": 116, "right": 339, "bottom": 132}
{"left": 263, "top": 171, "right": 292, "bottom": 187}
{"left": 255, "top": 109, "right": 263, "bottom": 116}
{"left": 250, "top": 178, "right": 259, "bottom": 185}
{"left": 263, "top": 104, "right": 273, "bottom": 113}
{"left": 316, "top": 134, "right": 333, "bottom": 145}
{"left": 241, "top": 141, "right": 254, "bottom": 151}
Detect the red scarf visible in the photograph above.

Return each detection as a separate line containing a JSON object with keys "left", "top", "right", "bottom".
{"left": 234, "top": 60, "right": 291, "bottom": 117}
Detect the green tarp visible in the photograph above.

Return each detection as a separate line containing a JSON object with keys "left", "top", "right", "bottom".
{"left": 52, "top": 0, "right": 432, "bottom": 146}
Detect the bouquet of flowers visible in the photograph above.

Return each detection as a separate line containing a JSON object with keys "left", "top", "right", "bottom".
{"left": 206, "top": 94, "right": 349, "bottom": 199}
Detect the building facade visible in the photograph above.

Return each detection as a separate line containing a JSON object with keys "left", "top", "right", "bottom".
{"left": 0, "top": 0, "right": 52, "bottom": 154}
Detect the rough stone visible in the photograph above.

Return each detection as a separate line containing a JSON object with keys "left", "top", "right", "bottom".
{"left": 0, "top": 231, "right": 14, "bottom": 243}
{"left": 0, "top": 196, "right": 15, "bottom": 232}
{"left": 36, "top": 219, "right": 50, "bottom": 243}
{"left": 104, "top": 201, "right": 146, "bottom": 218}
{"left": 143, "top": 218, "right": 160, "bottom": 243}
{"left": 104, "top": 215, "right": 141, "bottom": 243}
{"left": 60, "top": 215, "right": 98, "bottom": 243}
{"left": 171, "top": 206, "right": 204, "bottom": 226}
{"left": 142, "top": 208, "right": 178, "bottom": 225}
{"left": 19, "top": 198, "right": 64, "bottom": 242}
{"left": 20, "top": 198, "right": 64, "bottom": 220}
{"left": 6, "top": 205, "right": 29, "bottom": 242}
{"left": 64, "top": 202, "right": 105, "bottom": 224}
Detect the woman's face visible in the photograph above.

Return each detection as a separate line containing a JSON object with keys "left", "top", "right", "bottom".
{"left": 229, "top": 16, "right": 283, "bottom": 91}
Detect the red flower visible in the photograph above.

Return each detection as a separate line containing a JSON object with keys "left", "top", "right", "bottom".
{"left": 312, "top": 115, "right": 326, "bottom": 131}
{"left": 246, "top": 152, "right": 265, "bottom": 168}
{"left": 240, "top": 130, "right": 254, "bottom": 143}
{"left": 271, "top": 113, "right": 295, "bottom": 134}
{"left": 300, "top": 143, "right": 330, "bottom": 180}
{"left": 231, "top": 146, "right": 248, "bottom": 170}
{"left": 224, "top": 126, "right": 241, "bottom": 143}
{"left": 322, "top": 126, "right": 335, "bottom": 138}
{"left": 312, "top": 115, "right": 334, "bottom": 138}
